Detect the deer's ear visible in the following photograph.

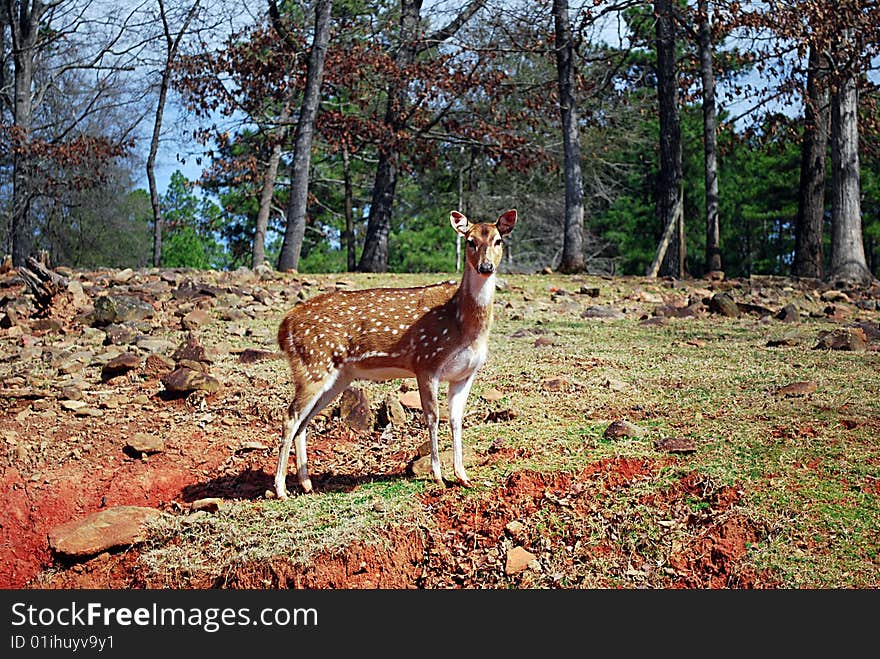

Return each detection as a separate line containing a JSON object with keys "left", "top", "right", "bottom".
{"left": 450, "top": 211, "right": 470, "bottom": 236}
{"left": 496, "top": 209, "right": 517, "bottom": 237}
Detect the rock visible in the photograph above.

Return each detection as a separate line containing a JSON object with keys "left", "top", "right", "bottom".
{"left": 91, "top": 295, "right": 155, "bottom": 326}
{"left": 190, "top": 498, "right": 223, "bottom": 513}
{"left": 481, "top": 388, "right": 505, "bottom": 402}
{"left": 80, "top": 327, "right": 106, "bottom": 345}
{"left": 409, "top": 447, "right": 477, "bottom": 477}
{"left": 399, "top": 390, "right": 423, "bottom": 410}
{"left": 579, "top": 286, "right": 600, "bottom": 297}
{"left": 60, "top": 384, "right": 83, "bottom": 400}
{"left": 766, "top": 336, "right": 802, "bottom": 348}
{"left": 74, "top": 406, "right": 103, "bottom": 417}
{"left": 708, "top": 292, "right": 740, "bottom": 317}
{"left": 813, "top": 327, "right": 867, "bottom": 352}
{"left": 581, "top": 305, "right": 625, "bottom": 320}
{"left": 505, "top": 520, "right": 526, "bottom": 538}
{"left": 125, "top": 433, "right": 164, "bottom": 455}
{"left": 182, "top": 308, "right": 212, "bottom": 330}
{"left": 603, "top": 378, "right": 628, "bottom": 391}
{"left": 238, "top": 348, "right": 279, "bottom": 363}
{"left": 776, "top": 381, "right": 817, "bottom": 397}
{"left": 339, "top": 386, "right": 374, "bottom": 432}
{"left": 161, "top": 367, "right": 221, "bottom": 394}
{"left": 100, "top": 352, "right": 140, "bottom": 379}
{"left": 104, "top": 323, "right": 137, "bottom": 345}
{"left": 111, "top": 268, "right": 135, "bottom": 284}
{"left": 143, "top": 353, "right": 176, "bottom": 378}
{"left": 505, "top": 547, "right": 537, "bottom": 575}
{"left": 774, "top": 304, "right": 799, "bottom": 323}
{"left": 380, "top": 393, "right": 408, "bottom": 427}
{"left": 654, "top": 437, "right": 697, "bottom": 454}
{"left": 136, "top": 338, "right": 174, "bottom": 353}
{"left": 603, "top": 420, "right": 647, "bottom": 439}
{"left": 48, "top": 506, "right": 162, "bottom": 558}
{"left": 541, "top": 376, "right": 569, "bottom": 392}
{"left": 172, "top": 333, "right": 211, "bottom": 364}
{"left": 533, "top": 336, "right": 554, "bottom": 347}
{"left": 820, "top": 290, "right": 851, "bottom": 303}
{"left": 60, "top": 399, "right": 88, "bottom": 411}
{"left": 66, "top": 279, "right": 90, "bottom": 307}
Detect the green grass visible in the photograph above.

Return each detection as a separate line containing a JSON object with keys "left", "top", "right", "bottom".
{"left": 139, "top": 272, "right": 880, "bottom": 588}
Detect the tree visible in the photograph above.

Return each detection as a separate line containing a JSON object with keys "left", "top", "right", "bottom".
{"left": 146, "top": 0, "right": 204, "bottom": 268}
{"left": 276, "top": 0, "right": 333, "bottom": 272}
{"left": 696, "top": 0, "right": 721, "bottom": 274}
{"left": 793, "top": 46, "right": 830, "bottom": 279}
{"left": 357, "top": 0, "right": 487, "bottom": 273}
{"left": 1, "top": 0, "right": 143, "bottom": 266}
{"left": 552, "top": 0, "right": 585, "bottom": 274}
{"left": 651, "top": 0, "right": 684, "bottom": 278}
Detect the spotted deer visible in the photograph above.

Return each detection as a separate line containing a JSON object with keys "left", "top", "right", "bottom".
{"left": 274, "top": 209, "right": 517, "bottom": 498}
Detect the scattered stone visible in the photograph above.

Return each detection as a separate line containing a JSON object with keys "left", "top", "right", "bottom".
{"left": 399, "top": 390, "right": 423, "bottom": 410}
{"left": 100, "top": 352, "right": 140, "bottom": 379}
{"left": 238, "top": 348, "right": 279, "bottom": 363}
{"left": 505, "top": 547, "right": 537, "bottom": 575}
{"left": 813, "top": 327, "right": 867, "bottom": 352}
{"left": 48, "top": 506, "right": 162, "bottom": 558}
{"left": 136, "top": 338, "right": 174, "bottom": 353}
{"left": 581, "top": 305, "right": 625, "bottom": 320}
{"left": 505, "top": 520, "right": 526, "bottom": 538}
{"left": 104, "top": 323, "right": 137, "bottom": 345}
{"left": 380, "top": 393, "right": 407, "bottom": 427}
{"left": 578, "top": 286, "right": 600, "bottom": 297}
{"left": 541, "top": 377, "right": 569, "bottom": 392}
{"left": 80, "top": 327, "right": 106, "bottom": 345}
{"left": 143, "top": 353, "right": 176, "bottom": 378}
{"left": 603, "top": 378, "right": 628, "bottom": 391}
{"left": 74, "top": 406, "right": 103, "bottom": 417}
{"left": 91, "top": 295, "right": 155, "bottom": 326}
{"left": 481, "top": 388, "right": 505, "bottom": 402}
{"left": 409, "top": 446, "right": 477, "bottom": 477}
{"left": 182, "top": 308, "right": 212, "bottom": 330}
{"left": 177, "top": 358, "right": 209, "bottom": 373}
{"left": 111, "top": 268, "right": 135, "bottom": 284}
{"left": 654, "top": 436, "right": 697, "bottom": 454}
{"left": 60, "top": 399, "right": 88, "bottom": 411}
{"left": 640, "top": 316, "right": 668, "bottom": 327}
{"left": 820, "top": 290, "right": 851, "bottom": 303}
{"left": 161, "top": 367, "right": 221, "bottom": 394}
{"left": 654, "top": 304, "right": 699, "bottom": 318}
{"left": 604, "top": 420, "right": 647, "bottom": 439}
{"left": 534, "top": 336, "right": 554, "bottom": 347}
{"left": 236, "top": 441, "right": 268, "bottom": 453}
{"left": 172, "top": 333, "right": 210, "bottom": 364}
{"left": 190, "top": 498, "right": 223, "bottom": 513}
{"left": 708, "top": 292, "right": 740, "bottom": 317}
{"left": 766, "top": 336, "right": 802, "bottom": 348}
{"left": 776, "top": 381, "right": 817, "bottom": 397}
{"left": 125, "top": 433, "right": 164, "bottom": 455}
{"left": 60, "top": 384, "right": 83, "bottom": 400}
{"left": 339, "top": 386, "right": 374, "bottom": 432}
{"left": 775, "top": 304, "right": 799, "bottom": 323}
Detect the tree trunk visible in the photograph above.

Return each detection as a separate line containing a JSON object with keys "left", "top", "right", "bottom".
{"left": 357, "top": 0, "right": 486, "bottom": 272}
{"left": 276, "top": 0, "right": 333, "bottom": 272}
{"left": 8, "top": 0, "right": 46, "bottom": 266}
{"left": 357, "top": 0, "right": 421, "bottom": 273}
{"left": 793, "top": 46, "right": 830, "bottom": 280}
{"left": 148, "top": 0, "right": 201, "bottom": 268}
{"left": 828, "top": 56, "right": 872, "bottom": 285}
{"left": 654, "top": 0, "right": 683, "bottom": 278}
{"left": 697, "top": 0, "right": 720, "bottom": 275}
{"left": 252, "top": 105, "right": 292, "bottom": 269}
{"left": 553, "top": 0, "right": 585, "bottom": 274}
{"left": 342, "top": 144, "right": 356, "bottom": 272}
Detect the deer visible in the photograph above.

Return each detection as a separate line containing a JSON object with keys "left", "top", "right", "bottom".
{"left": 273, "top": 209, "right": 517, "bottom": 498}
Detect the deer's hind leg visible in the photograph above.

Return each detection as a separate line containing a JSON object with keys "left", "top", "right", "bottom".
{"left": 276, "top": 368, "right": 351, "bottom": 498}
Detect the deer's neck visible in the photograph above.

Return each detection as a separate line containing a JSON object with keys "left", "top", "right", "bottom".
{"left": 455, "top": 267, "right": 496, "bottom": 339}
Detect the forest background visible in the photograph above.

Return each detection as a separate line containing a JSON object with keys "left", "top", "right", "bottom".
{"left": 2, "top": 0, "right": 879, "bottom": 284}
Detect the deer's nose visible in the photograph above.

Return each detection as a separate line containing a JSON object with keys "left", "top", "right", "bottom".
{"left": 478, "top": 262, "right": 495, "bottom": 275}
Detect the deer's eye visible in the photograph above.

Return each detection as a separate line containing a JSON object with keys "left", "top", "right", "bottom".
{"left": 494, "top": 239, "right": 503, "bottom": 247}
{"left": 467, "top": 238, "right": 476, "bottom": 248}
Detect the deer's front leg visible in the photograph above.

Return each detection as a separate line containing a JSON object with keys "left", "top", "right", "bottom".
{"left": 417, "top": 374, "right": 443, "bottom": 485}
{"left": 448, "top": 374, "right": 477, "bottom": 488}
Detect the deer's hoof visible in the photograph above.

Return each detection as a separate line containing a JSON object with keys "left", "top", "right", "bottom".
{"left": 301, "top": 478, "right": 314, "bottom": 494}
